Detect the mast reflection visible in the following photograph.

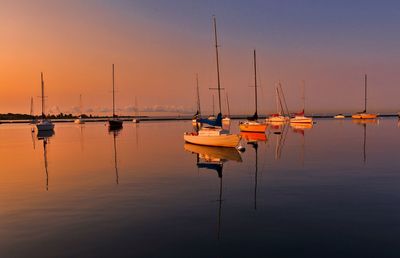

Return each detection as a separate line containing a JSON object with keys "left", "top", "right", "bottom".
{"left": 37, "top": 130, "right": 54, "bottom": 191}
{"left": 109, "top": 127, "right": 122, "bottom": 184}
{"left": 240, "top": 132, "right": 267, "bottom": 210}
{"left": 352, "top": 119, "right": 378, "bottom": 164}
{"left": 184, "top": 143, "right": 242, "bottom": 240}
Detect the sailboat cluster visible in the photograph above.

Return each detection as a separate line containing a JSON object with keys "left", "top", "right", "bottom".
{"left": 184, "top": 16, "right": 378, "bottom": 149}
{"left": 29, "top": 16, "right": 379, "bottom": 147}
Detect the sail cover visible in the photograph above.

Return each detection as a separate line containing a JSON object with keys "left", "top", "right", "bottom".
{"left": 198, "top": 113, "right": 222, "bottom": 127}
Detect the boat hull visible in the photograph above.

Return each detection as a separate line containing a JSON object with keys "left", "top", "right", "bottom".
{"left": 36, "top": 121, "right": 55, "bottom": 131}
{"left": 290, "top": 116, "right": 313, "bottom": 124}
{"left": 74, "top": 118, "right": 85, "bottom": 124}
{"left": 351, "top": 113, "right": 377, "bottom": 119}
{"left": 184, "top": 133, "right": 240, "bottom": 148}
{"left": 334, "top": 115, "right": 345, "bottom": 119}
{"left": 239, "top": 122, "right": 267, "bottom": 132}
{"left": 266, "top": 116, "right": 289, "bottom": 123}
{"left": 108, "top": 119, "right": 123, "bottom": 129}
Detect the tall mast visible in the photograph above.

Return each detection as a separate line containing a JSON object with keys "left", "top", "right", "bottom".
{"left": 196, "top": 74, "right": 201, "bottom": 115}
{"left": 364, "top": 74, "right": 367, "bottom": 113}
{"left": 41, "top": 72, "right": 45, "bottom": 119}
{"left": 253, "top": 49, "right": 258, "bottom": 118}
{"left": 112, "top": 64, "right": 116, "bottom": 118}
{"left": 213, "top": 15, "right": 222, "bottom": 114}
{"left": 275, "top": 87, "right": 279, "bottom": 114}
{"left": 225, "top": 92, "right": 230, "bottom": 117}
{"left": 302, "top": 80, "right": 306, "bottom": 113}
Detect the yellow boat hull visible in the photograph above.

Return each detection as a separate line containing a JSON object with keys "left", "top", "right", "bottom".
{"left": 239, "top": 123, "right": 267, "bottom": 133}
{"left": 352, "top": 113, "right": 377, "bottom": 119}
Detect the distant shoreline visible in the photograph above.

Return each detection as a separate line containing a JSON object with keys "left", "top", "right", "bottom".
{"left": 0, "top": 113, "right": 399, "bottom": 124}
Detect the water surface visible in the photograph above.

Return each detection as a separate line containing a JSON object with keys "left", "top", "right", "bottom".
{"left": 1, "top": 119, "right": 400, "bottom": 257}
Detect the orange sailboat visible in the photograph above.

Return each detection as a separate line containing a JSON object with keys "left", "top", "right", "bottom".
{"left": 239, "top": 49, "right": 267, "bottom": 133}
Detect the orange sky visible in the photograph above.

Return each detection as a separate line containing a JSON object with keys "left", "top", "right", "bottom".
{"left": 2, "top": 1, "right": 400, "bottom": 115}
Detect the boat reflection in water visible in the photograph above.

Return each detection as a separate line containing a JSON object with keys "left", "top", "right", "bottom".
{"left": 184, "top": 143, "right": 242, "bottom": 240}
{"left": 109, "top": 127, "right": 122, "bottom": 184}
{"left": 272, "top": 123, "right": 289, "bottom": 160}
{"left": 291, "top": 122, "right": 313, "bottom": 166}
{"left": 240, "top": 132, "right": 267, "bottom": 210}
{"left": 352, "top": 118, "right": 378, "bottom": 164}
{"left": 37, "top": 130, "right": 54, "bottom": 191}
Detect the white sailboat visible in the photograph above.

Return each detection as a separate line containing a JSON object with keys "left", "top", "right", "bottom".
{"left": 184, "top": 16, "right": 240, "bottom": 148}
{"left": 74, "top": 94, "right": 85, "bottom": 124}
{"left": 36, "top": 73, "right": 55, "bottom": 131}
{"left": 108, "top": 64, "right": 123, "bottom": 129}
{"left": 267, "top": 82, "right": 290, "bottom": 123}
{"left": 290, "top": 80, "right": 313, "bottom": 124}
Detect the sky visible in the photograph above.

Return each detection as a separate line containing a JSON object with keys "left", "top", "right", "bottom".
{"left": 1, "top": 0, "right": 400, "bottom": 115}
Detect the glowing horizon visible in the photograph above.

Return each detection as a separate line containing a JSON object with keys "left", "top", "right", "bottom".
{"left": 2, "top": 0, "right": 400, "bottom": 115}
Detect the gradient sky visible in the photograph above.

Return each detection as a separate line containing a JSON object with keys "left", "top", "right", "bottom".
{"left": 1, "top": 0, "right": 400, "bottom": 115}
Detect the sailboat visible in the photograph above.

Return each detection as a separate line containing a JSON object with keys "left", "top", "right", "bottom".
{"left": 290, "top": 80, "right": 313, "bottom": 124}
{"left": 222, "top": 92, "right": 231, "bottom": 124}
{"left": 36, "top": 73, "right": 55, "bottom": 131}
{"left": 352, "top": 74, "right": 377, "bottom": 119}
{"left": 132, "top": 96, "right": 140, "bottom": 123}
{"left": 192, "top": 74, "right": 202, "bottom": 127}
{"left": 267, "top": 82, "right": 290, "bottom": 123}
{"left": 74, "top": 94, "right": 85, "bottom": 124}
{"left": 108, "top": 64, "right": 123, "bottom": 129}
{"left": 239, "top": 49, "right": 267, "bottom": 133}
{"left": 184, "top": 16, "right": 240, "bottom": 148}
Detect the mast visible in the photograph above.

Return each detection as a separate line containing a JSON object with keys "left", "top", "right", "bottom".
{"left": 302, "top": 80, "right": 306, "bottom": 114}
{"left": 41, "top": 72, "right": 45, "bottom": 119}
{"left": 213, "top": 15, "right": 222, "bottom": 114}
{"left": 225, "top": 92, "right": 230, "bottom": 117}
{"left": 112, "top": 64, "right": 116, "bottom": 118}
{"left": 196, "top": 74, "right": 201, "bottom": 115}
{"left": 79, "top": 94, "right": 83, "bottom": 116}
{"left": 135, "top": 96, "right": 139, "bottom": 117}
{"left": 253, "top": 49, "right": 258, "bottom": 119}
{"left": 30, "top": 96, "right": 34, "bottom": 117}
{"left": 278, "top": 81, "right": 289, "bottom": 116}
{"left": 364, "top": 74, "right": 367, "bottom": 113}
{"left": 212, "top": 94, "right": 215, "bottom": 116}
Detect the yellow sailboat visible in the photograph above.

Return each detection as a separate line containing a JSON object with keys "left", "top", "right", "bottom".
{"left": 352, "top": 74, "right": 377, "bottom": 119}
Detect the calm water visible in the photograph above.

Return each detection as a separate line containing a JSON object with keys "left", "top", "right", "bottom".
{"left": 1, "top": 119, "right": 400, "bottom": 257}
